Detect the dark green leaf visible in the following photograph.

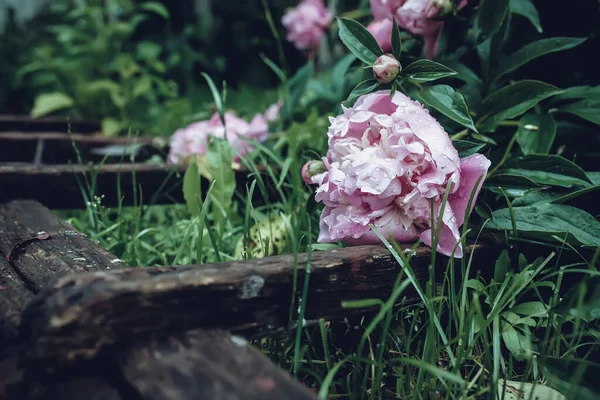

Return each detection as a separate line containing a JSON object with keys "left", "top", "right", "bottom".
{"left": 30, "top": 92, "right": 74, "bottom": 118}
{"left": 542, "top": 357, "right": 600, "bottom": 400}
{"left": 478, "top": 80, "right": 563, "bottom": 132}
{"left": 332, "top": 54, "right": 357, "bottom": 95}
{"left": 502, "top": 155, "right": 592, "bottom": 187}
{"left": 183, "top": 159, "right": 202, "bottom": 217}
{"left": 551, "top": 85, "right": 600, "bottom": 103}
{"left": 474, "top": 0, "right": 510, "bottom": 43}
{"left": 206, "top": 138, "right": 236, "bottom": 236}
{"left": 552, "top": 276, "right": 600, "bottom": 322}
{"left": 415, "top": 85, "right": 477, "bottom": 131}
{"left": 201, "top": 73, "right": 224, "bottom": 124}
{"left": 557, "top": 100, "right": 600, "bottom": 126}
{"left": 140, "top": 2, "right": 170, "bottom": 18}
{"left": 494, "top": 249, "right": 510, "bottom": 282}
{"left": 496, "top": 37, "right": 586, "bottom": 79}
{"left": 337, "top": 18, "right": 383, "bottom": 64}
{"left": 344, "top": 79, "right": 380, "bottom": 105}
{"left": 453, "top": 140, "right": 486, "bottom": 158}
{"left": 281, "top": 61, "right": 314, "bottom": 122}
{"left": 515, "top": 113, "right": 557, "bottom": 155}
{"left": 401, "top": 60, "right": 457, "bottom": 83}
{"left": 501, "top": 322, "right": 530, "bottom": 361}
{"left": 391, "top": 18, "right": 402, "bottom": 59}
{"left": 485, "top": 174, "right": 544, "bottom": 189}
{"left": 509, "top": 0, "right": 542, "bottom": 33}
{"left": 492, "top": 204, "right": 600, "bottom": 247}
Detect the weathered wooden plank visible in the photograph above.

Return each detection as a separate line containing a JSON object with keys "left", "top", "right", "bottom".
{"left": 120, "top": 330, "right": 316, "bottom": 400}
{"left": 0, "top": 115, "right": 100, "bottom": 134}
{"left": 0, "top": 163, "right": 185, "bottom": 209}
{"left": 0, "top": 257, "right": 35, "bottom": 348}
{"left": 19, "top": 243, "right": 489, "bottom": 364}
{"left": 0, "top": 132, "right": 167, "bottom": 164}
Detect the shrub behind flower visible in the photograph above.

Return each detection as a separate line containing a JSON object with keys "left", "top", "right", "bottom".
{"left": 303, "top": 90, "right": 490, "bottom": 258}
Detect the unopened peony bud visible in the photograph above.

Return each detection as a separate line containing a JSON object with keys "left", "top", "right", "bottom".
{"left": 301, "top": 160, "right": 326, "bottom": 185}
{"left": 373, "top": 54, "right": 401, "bottom": 84}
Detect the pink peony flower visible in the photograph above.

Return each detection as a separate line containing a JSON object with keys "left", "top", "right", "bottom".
{"left": 282, "top": 0, "right": 333, "bottom": 52}
{"left": 304, "top": 90, "right": 490, "bottom": 257}
{"left": 366, "top": 18, "right": 393, "bottom": 52}
{"left": 168, "top": 112, "right": 269, "bottom": 165}
{"left": 369, "top": 0, "right": 468, "bottom": 59}
{"left": 264, "top": 100, "right": 283, "bottom": 122}
{"left": 373, "top": 54, "right": 401, "bottom": 83}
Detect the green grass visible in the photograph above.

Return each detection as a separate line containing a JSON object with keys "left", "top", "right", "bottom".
{"left": 57, "top": 134, "right": 599, "bottom": 400}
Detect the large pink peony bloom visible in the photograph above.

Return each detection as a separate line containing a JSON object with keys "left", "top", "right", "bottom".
{"left": 305, "top": 90, "right": 490, "bottom": 257}
{"left": 282, "top": 0, "right": 333, "bottom": 52}
{"left": 168, "top": 112, "right": 269, "bottom": 165}
{"left": 369, "top": 0, "right": 468, "bottom": 59}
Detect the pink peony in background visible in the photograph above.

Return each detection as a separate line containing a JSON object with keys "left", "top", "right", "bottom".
{"left": 282, "top": 0, "right": 334, "bottom": 52}
{"left": 168, "top": 111, "right": 269, "bottom": 165}
{"left": 369, "top": 0, "right": 468, "bottom": 59}
{"left": 366, "top": 18, "right": 393, "bottom": 52}
{"left": 303, "top": 90, "right": 490, "bottom": 257}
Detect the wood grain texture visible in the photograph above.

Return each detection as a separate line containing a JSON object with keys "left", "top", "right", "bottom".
{"left": 19, "top": 243, "right": 489, "bottom": 364}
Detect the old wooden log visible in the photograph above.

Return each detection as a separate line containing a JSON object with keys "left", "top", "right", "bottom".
{"left": 0, "top": 132, "right": 167, "bottom": 164}
{"left": 0, "top": 163, "right": 185, "bottom": 209}
{"left": 0, "top": 115, "right": 100, "bottom": 134}
{"left": 19, "top": 242, "right": 489, "bottom": 364}
{"left": 0, "top": 200, "right": 317, "bottom": 400}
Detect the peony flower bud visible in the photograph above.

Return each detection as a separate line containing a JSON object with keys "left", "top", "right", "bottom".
{"left": 301, "top": 160, "right": 327, "bottom": 185}
{"left": 373, "top": 54, "right": 401, "bottom": 84}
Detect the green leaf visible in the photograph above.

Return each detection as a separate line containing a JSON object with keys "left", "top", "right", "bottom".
{"left": 478, "top": 80, "right": 563, "bottom": 133}
{"left": 501, "top": 155, "right": 592, "bottom": 188}
{"left": 183, "top": 158, "right": 203, "bottom": 217}
{"left": 496, "top": 37, "right": 586, "bottom": 79}
{"left": 501, "top": 322, "right": 530, "bottom": 361}
{"left": 344, "top": 79, "right": 379, "bottom": 106}
{"left": 133, "top": 76, "right": 152, "bottom": 98}
{"left": 551, "top": 85, "right": 600, "bottom": 103}
{"left": 337, "top": 18, "right": 383, "bottom": 64}
{"left": 491, "top": 204, "right": 600, "bottom": 247}
{"left": 415, "top": 85, "right": 477, "bottom": 131}
{"left": 30, "top": 92, "right": 74, "bottom": 118}
{"left": 401, "top": 60, "right": 457, "bottom": 84}
{"left": 282, "top": 61, "right": 314, "bottom": 122}
{"left": 332, "top": 54, "right": 357, "bottom": 95}
{"left": 391, "top": 18, "right": 402, "bottom": 59}
{"left": 542, "top": 358, "right": 600, "bottom": 400}
{"left": 557, "top": 100, "right": 600, "bottom": 126}
{"left": 101, "top": 117, "right": 122, "bottom": 137}
{"left": 453, "top": 140, "right": 486, "bottom": 158}
{"left": 201, "top": 72, "right": 224, "bottom": 123}
{"left": 498, "top": 380, "right": 567, "bottom": 400}
{"left": 515, "top": 113, "right": 557, "bottom": 155}
{"left": 206, "top": 138, "right": 236, "bottom": 236}
{"left": 139, "top": 2, "right": 170, "bottom": 18}
{"left": 494, "top": 249, "right": 510, "bottom": 283}
{"left": 511, "top": 301, "right": 548, "bottom": 317}
{"left": 485, "top": 174, "right": 544, "bottom": 189}
{"left": 474, "top": 0, "right": 510, "bottom": 43}
{"left": 552, "top": 276, "right": 600, "bottom": 322}
{"left": 509, "top": 0, "right": 542, "bottom": 33}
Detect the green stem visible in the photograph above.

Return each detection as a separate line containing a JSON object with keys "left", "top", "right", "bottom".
{"left": 487, "top": 134, "right": 517, "bottom": 177}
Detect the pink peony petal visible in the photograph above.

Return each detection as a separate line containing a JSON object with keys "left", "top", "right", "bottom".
{"left": 448, "top": 153, "right": 491, "bottom": 227}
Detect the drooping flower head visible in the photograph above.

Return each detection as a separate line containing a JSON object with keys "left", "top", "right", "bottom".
{"left": 304, "top": 90, "right": 490, "bottom": 257}
{"left": 168, "top": 111, "right": 269, "bottom": 165}
{"left": 369, "top": 0, "right": 468, "bottom": 59}
{"left": 282, "top": 0, "right": 334, "bottom": 52}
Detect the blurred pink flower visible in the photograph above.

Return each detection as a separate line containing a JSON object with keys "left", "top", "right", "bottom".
{"left": 168, "top": 112, "right": 269, "bottom": 165}
{"left": 366, "top": 18, "right": 393, "bottom": 52}
{"left": 304, "top": 90, "right": 489, "bottom": 257}
{"left": 264, "top": 100, "right": 283, "bottom": 122}
{"left": 282, "top": 0, "right": 333, "bottom": 52}
{"left": 369, "top": 0, "right": 468, "bottom": 59}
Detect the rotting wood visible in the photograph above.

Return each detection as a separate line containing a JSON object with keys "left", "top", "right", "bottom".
{"left": 0, "top": 200, "right": 318, "bottom": 400}
{"left": 0, "top": 132, "right": 168, "bottom": 164}
{"left": 0, "top": 115, "right": 100, "bottom": 134}
{"left": 18, "top": 243, "right": 490, "bottom": 364}
{"left": 119, "top": 329, "right": 316, "bottom": 400}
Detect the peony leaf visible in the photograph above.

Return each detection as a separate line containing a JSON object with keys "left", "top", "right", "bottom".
{"left": 344, "top": 79, "right": 379, "bottom": 106}
{"left": 501, "top": 155, "right": 592, "bottom": 188}
{"left": 478, "top": 80, "right": 563, "bottom": 132}
{"left": 491, "top": 204, "right": 600, "bottom": 247}
{"left": 30, "top": 92, "right": 74, "bottom": 118}
{"left": 498, "top": 379, "right": 567, "bottom": 400}
{"left": 552, "top": 276, "right": 600, "bottom": 322}
{"left": 401, "top": 60, "right": 457, "bottom": 84}
{"left": 139, "top": 2, "right": 170, "bottom": 19}
{"left": 515, "top": 113, "right": 557, "bottom": 155}
{"left": 509, "top": 0, "right": 542, "bottom": 33}
{"left": 541, "top": 358, "right": 600, "bottom": 400}
{"left": 501, "top": 322, "right": 531, "bottom": 361}
{"left": 556, "top": 100, "right": 600, "bottom": 126}
{"left": 496, "top": 37, "right": 586, "bottom": 79}
{"left": 337, "top": 18, "right": 383, "bottom": 65}
{"left": 183, "top": 158, "right": 203, "bottom": 217}
{"left": 551, "top": 85, "right": 600, "bottom": 104}
{"left": 415, "top": 85, "right": 477, "bottom": 131}
{"left": 206, "top": 137, "right": 236, "bottom": 236}
{"left": 474, "top": 0, "right": 510, "bottom": 43}
{"left": 391, "top": 17, "right": 402, "bottom": 59}
{"left": 452, "top": 140, "right": 486, "bottom": 158}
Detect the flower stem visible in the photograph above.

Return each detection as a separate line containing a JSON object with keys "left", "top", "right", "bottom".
{"left": 450, "top": 129, "right": 469, "bottom": 141}
{"left": 487, "top": 134, "right": 517, "bottom": 177}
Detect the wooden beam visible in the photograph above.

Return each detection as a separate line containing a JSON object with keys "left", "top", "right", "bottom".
{"left": 19, "top": 242, "right": 489, "bottom": 364}
{"left": 0, "top": 115, "right": 100, "bottom": 134}
{"left": 0, "top": 132, "right": 167, "bottom": 164}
